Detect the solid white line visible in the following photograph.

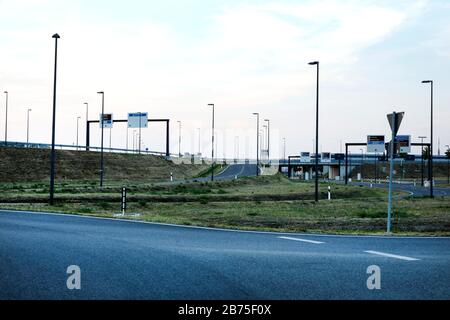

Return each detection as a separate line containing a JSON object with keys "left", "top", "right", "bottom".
{"left": 365, "top": 250, "right": 420, "bottom": 261}
{"left": 0, "top": 209, "right": 449, "bottom": 240}
{"left": 279, "top": 236, "right": 324, "bottom": 244}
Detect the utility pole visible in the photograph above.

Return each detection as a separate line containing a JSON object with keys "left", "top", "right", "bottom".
{"left": 422, "top": 80, "right": 434, "bottom": 197}
{"left": 309, "top": 61, "right": 320, "bottom": 202}
{"left": 49, "top": 33, "right": 60, "bottom": 205}
{"left": 264, "top": 119, "right": 270, "bottom": 163}
{"left": 76, "top": 116, "right": 81, "bottom": 150}
{"left": 97, "top": 91, "right": 105, "bottom": 187}
{"left": 253, "top": 113, "right": 260, "bottom": 176}
{"left": 26, "top": 108, "right": 32, "bottom": 146}
{"left": 208, "top": 104, "right": 215, "bottom": 181}
{"left": 4, "top": 91, "right": 8, "bottom": 146}
{"left": 177, "top": 121, "right": 181, "bottom": 157}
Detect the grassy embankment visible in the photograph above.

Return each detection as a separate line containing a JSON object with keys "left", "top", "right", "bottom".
{"left": 1, "top": 174, "right": 449, "bottom": 236}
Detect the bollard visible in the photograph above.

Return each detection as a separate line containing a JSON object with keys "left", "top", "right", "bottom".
{"left": 328, "top": 186, "right": 331, "bottom": 201}
{"left": 170, "top": 172, "right": 173, "bottom": 182}
{"left": 121, "top": 187, "right": 127, "bottom": 216}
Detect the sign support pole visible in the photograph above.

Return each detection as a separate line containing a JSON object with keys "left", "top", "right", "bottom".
{"left": 387, "top": 113, "right": 397, "bottom": 234}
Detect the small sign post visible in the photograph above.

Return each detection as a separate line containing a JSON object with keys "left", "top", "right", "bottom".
{"left": 386, "top": 111, "right": 404, "bottom": 234}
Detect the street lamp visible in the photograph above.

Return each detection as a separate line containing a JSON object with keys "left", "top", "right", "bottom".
{"left": 422, "top": 80, "right": 433, "bottom": 197}
{"left": 208, "top": 104, "right": 215, "bottom": 181}
{"left": 197, "top": 128, "right": 201, "bottom": 155}
{"left": 445, "top": 144, "right": 450, "bottom": 184}
{"left": 76, "top": 116, "right": 81, "bottom": 150}
{"left": 283, "top": 138, "right": 286, "bottom": 162}
{"left": 359, "top": 148, "right": 364, "bottom": 181}
{"left": 234, "top": 136, "right": 239, "bottom": 162}
{"left": 97, "top": 91, "right": 105, "bottom": 187}
{"left": 253, "top": 113, "right": 260, "bottom": 176}
{"left": 418, "top": 136, "right": 427, "bottom": 186}
{"left": 309, "top": 61, "right": 320, "bottom": 202}
{"left": 4, "top": 91, "right": 8, "bottom": 146}
{"left": 49, "top": 33, "right": 60, "bottom": 206}
{"left": 262, "top": 125, "right": 267, "bottom": 162}
{"left": 264, "top": 119, "right": 270, "bottom": 163}
{"left": 26, "top": 108, "right": 32, "bottom": 146}
{"left": 84, "top": 102, "right": 88, "bottom": 151}
{"left": 177, "top": 121, "right": 182, "bottom": 157}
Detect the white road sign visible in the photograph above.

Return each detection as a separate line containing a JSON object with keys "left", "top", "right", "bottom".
{"left": 128, "top": 112, "right": 148, "bottom": 128}
{"left": 300, "top": 152, "right": 310, "bottom": 163}
{"left": 395, "top": 135, "right": 411, "bottom": 153}
{"left": 100, "top": 113, "right": 113, "bottom": 128}
{"left": 367, "top": 135, "right": 385, "bottom": 153}
{"left": 321, "top": 152, "right": 331, "bottom": 163}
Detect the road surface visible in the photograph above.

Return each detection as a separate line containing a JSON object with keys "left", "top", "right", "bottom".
{"left": 213, "top": 164, "right": 260, "bottom": 180}
{"left": 1, "top": 210, "right": 449, "bottom": 300}
{"left": 353, "top": 181, "right": 450, "bottom": 197}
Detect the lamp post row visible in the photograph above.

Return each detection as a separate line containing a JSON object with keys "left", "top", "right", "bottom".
{"left": 2, "top": 34, "right": 440, "bottom": 206}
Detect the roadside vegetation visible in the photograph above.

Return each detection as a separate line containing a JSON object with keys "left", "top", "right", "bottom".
{"left": 1, "top": 173, "right": 449, "bottom": 236}
{"left": 0, "top": 174, "right": 396, "bottom": 202}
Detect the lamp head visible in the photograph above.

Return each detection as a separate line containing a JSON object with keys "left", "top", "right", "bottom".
{"left": 421, "top": 80, "right": 432, "bottom": 84}
{"left": 52, "top": 33, "right": 60, "bottom": 39}
{"left": 308, "top": 61, "right": 319, "bottom": 65}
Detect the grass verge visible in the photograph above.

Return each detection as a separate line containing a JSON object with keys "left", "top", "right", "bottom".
{"left": 1, "top": 196, "right": 449, "bottom": 236}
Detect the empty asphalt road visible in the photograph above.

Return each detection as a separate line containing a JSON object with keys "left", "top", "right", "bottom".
{"left": 1, "top": 210, "right": 449, "bottom": 300}
{"left": 213, "top": 163, "right": 260, "bottom": 180}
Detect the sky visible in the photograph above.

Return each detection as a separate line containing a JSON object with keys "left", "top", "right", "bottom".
{"left": 0, "top": 0, "right": 449, "bottom": 159}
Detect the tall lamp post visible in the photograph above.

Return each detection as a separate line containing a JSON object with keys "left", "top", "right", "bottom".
{"left": 177, "top": 121, "right": 182, "bottom": 157}
{"left": 253, "top": 113, "right": 260, "bottom": 176}
{"left": 359, "top": 148, "right": 364, "bottom": 180}
{"left": 84, "top": 102, "right": 88, "bottom": 150}
{"left": 26, "top": 108, "right": 32, "bottom": 146}
{"left": 309, "top": 61, "right": 320, "bottom": 202}
{"left": 49, "top": 33, "right": 60, "bottom": 205}
{"left": 208, "top": 104, "right": 215, "bottom": 181}
{"left": 422, "top": 80, "right": 433, "bottom": 197}
{"left": 97, "top": 91, "right": 105, "bottom": 187}
{"left": 264, "top": 119, "right": 270, "bottom": 163}
{"left": 283, "top": 138, "right": 286, "bottom": 162}
{"left": 197, "top": 128, "right": 201, "bottom": 155}
{"left": 262, "top": 125, "right": 267, "bottom": 162}
{"left": 4, "top": 91, "right": 8, "bottom": 146}
{"left": 445, "top": 144, "right": 450, "bottom": 184}
{"left": 76, "top": 116, "right": 81, "bottom": 150}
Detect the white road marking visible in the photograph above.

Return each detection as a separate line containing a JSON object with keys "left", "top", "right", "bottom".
{"left": 365, "top": 250, "right": 420, "bottom": 261}
{"left": 279, "top": 236, "right": 324, "bottom": 244}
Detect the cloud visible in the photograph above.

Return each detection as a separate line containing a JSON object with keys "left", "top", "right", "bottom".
{"left": 0, "top": 0, "right": 438, "bottom": 156}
